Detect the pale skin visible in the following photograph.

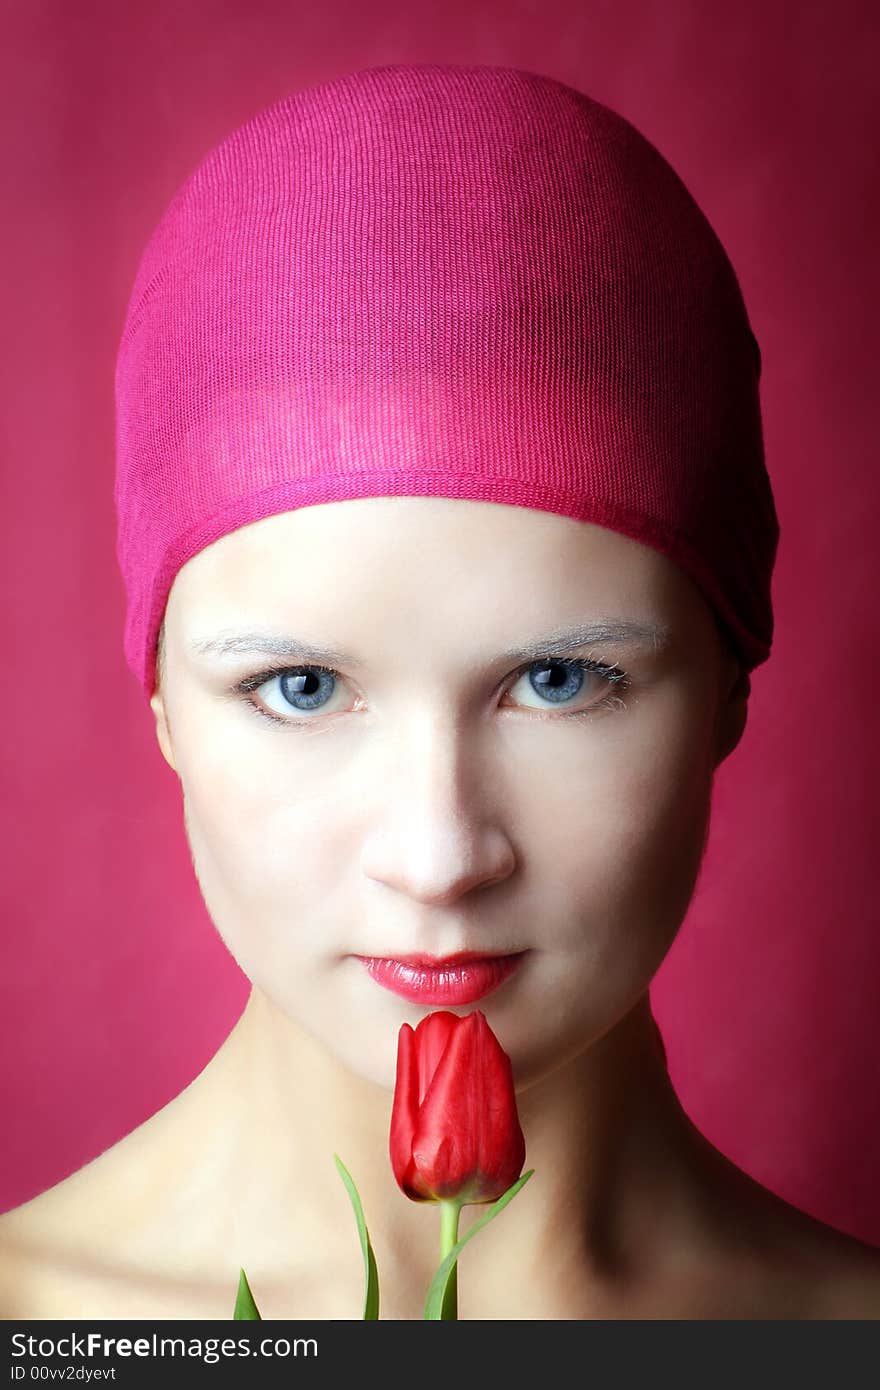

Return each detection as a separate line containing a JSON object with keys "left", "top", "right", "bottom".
{"left": 2, "top": 497, "right": 879, "bottom": 1319}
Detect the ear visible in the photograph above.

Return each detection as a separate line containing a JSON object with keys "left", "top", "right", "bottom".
{"left": 149, "top": 688, "right": 178, "bottom": 774}
{"left": 713, "top": 659, "right": 751, "bottom": 768}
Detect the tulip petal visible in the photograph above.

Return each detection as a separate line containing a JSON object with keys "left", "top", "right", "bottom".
{"left": 391, "top": 1009, "right": 526, "bottom": 1205}
{"left": 412, "top": 1010, "right": 461, "bottom": 1101}
{"left": 469, "top": 1012, "right": 527, "bottom": 1198}
{"left": 411, "top": 1015, "right": 479, "bottom": 1198}
{"left": 412, "top": 1011, "right": 525, "bottom": 1203}
{"left": 389, "top": 1022, "right": 426, "bottom": 1198}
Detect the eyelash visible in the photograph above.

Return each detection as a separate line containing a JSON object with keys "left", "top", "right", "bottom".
{"left": 230, "top": 655, "right": 631, "bottom": 728}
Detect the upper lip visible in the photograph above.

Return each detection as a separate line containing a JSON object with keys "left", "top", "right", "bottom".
{"left": 356, "top": 950, "right": 525, "bottom": 966}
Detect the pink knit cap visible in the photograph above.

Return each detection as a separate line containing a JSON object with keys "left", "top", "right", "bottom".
{"left": 114, "top": 62, "right": 778, "bottom": 699}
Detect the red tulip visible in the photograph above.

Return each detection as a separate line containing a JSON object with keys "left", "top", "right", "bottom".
{"left": 390, "top": 1009, "right": 526, "bottom": 1205}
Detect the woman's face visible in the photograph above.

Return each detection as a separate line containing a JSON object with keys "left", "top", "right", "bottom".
{"left": 152, "top": 498, "right": 746, "bottom": 1091}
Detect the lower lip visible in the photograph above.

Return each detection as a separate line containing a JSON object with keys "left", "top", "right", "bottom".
{"left": 356, "top": 953, "right": 527, "bottom": 1005}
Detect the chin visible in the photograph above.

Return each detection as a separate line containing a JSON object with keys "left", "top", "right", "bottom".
{"left": 335, "top": 1035, "right": 400, "bottom": 1092}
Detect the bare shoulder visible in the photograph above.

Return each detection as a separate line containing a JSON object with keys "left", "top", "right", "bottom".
{"left": 672, "top": 1123, "right": 878, "bottom": 1317}
{"left": 696, "top": 1136, "right": 880, "bottom": 1319}
{"left": 0, "top": 1034, "right": 246, "bottom": 1318}
{"left": 0, "top": 1125, "right": 152, "bottom": 1318}
{"left": 782, "top": 1207, "right": 880, "bottom": 1319}
{"left": 0, "top": 1060, "right": 309, "bottom": 1320}
{"left": 0, "top": 1090, "right": 231, "bottom": 1320}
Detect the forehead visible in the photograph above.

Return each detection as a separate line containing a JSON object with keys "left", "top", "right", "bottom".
{"left": 171, "top": 496, "right": 676, "bottom": 582}
{"left": 164, "top": 496, "right": 716, "bottom": 649}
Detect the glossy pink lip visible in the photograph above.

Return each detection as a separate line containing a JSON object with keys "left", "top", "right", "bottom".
{"left": 355, "top": 951, "right": 528, "bottom": 1005}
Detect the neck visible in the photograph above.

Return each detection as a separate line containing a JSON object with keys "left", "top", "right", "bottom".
{"left": 191, "top": 985, "right": 717, "bottom": 1316}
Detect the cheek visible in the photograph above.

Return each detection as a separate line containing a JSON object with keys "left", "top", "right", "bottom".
{"left": 527, "top": 699, "right": 715, "bottom": 968}
{"left": 174, "top": 729, "right": 344, "bottom": 961}
{"left": 495, "top": 713, "right": 713, "bottom": 1077}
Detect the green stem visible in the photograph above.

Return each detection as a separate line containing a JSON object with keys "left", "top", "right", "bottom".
{"left": 438, "top": 1200, "right": 463, "bottom": 1320}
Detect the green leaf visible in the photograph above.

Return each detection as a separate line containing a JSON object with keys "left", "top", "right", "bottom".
{"left": 233, "top": 1266, "right": 262, "bottom": 1320}
{"left": 423, "top": 1169, "right": 535, "bottom": 1320}
{"left": 334, "top": 1153, "right": 381, "bottom": 1320}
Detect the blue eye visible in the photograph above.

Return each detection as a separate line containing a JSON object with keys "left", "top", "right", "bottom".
{"left": 519, "top": 658, "right": 588, "bottom": 704}
{"left": 232, "top": 655, "right": 629, "bottom": 727}
{"left": 237, "top": 663, "right": 343, "bottom": 720}
{"left": 505, "top": 656, "right": 629, "bottom": 715}
{"left": 275, "top": 666, "right": 338, "bottom": 712}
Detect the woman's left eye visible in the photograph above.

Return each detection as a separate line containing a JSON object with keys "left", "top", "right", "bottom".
{"left": 506, "top": 657, "right": 627, "bottom": 712}
{"left": 232, "top": 656, "right": 630, "bottom": 726}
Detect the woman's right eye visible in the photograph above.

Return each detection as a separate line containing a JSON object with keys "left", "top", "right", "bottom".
{"left": 243, "top": 665, "right": 347, "bottom": 722}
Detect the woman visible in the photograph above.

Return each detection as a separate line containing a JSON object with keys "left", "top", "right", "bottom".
{"left": 2, "top": 62, "right": 878, "bottom": 1320}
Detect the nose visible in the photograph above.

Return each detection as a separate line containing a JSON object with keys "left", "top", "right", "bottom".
{"left": 360, "top": 714, "right": 516, "bottom": 906}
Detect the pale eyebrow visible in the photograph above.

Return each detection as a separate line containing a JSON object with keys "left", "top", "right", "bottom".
{"left": 188, "top": 620, "right": 671, "bottom": 667}
{"left": 498, "top": 620, "right": 671, "bottom": 662}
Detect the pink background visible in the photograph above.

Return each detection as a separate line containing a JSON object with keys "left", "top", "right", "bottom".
{"left": 3, "top": 2, "right": 879, "bottom": 1243}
